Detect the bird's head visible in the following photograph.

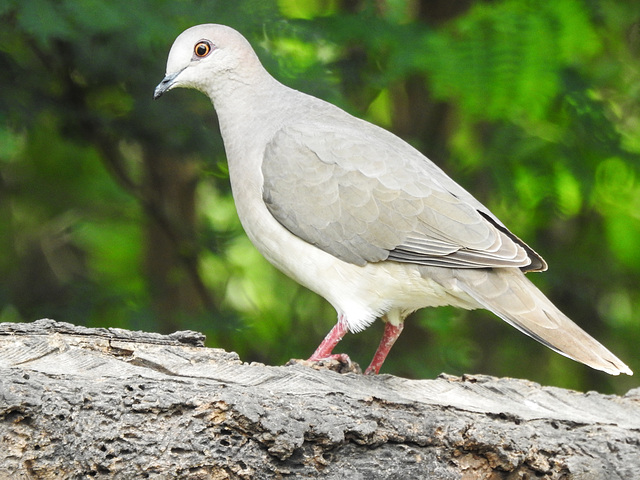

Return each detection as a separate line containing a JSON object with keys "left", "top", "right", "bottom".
{"left": 154, "top": 24, "right": 262, "bottom": 100}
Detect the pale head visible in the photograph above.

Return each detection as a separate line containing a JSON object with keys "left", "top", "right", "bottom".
{"left": 154, "top": 24, "right": 265, "bottom": 100}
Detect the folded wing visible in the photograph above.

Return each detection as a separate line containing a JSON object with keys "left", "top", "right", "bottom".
{"left": 262, "top": 121, "right": 545, "bottom": 271}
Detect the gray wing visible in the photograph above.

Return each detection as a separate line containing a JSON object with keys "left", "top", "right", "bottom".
{"left": 262, "top": 120, "right": 545, "bottom": 271}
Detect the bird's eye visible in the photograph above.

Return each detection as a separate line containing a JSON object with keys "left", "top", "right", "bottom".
{"left": 194, "top": 41, "right": 212, "bottom": 58}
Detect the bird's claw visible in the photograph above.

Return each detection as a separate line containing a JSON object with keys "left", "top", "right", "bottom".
{"left": 286, "top": 354, "right": 362, "bottom": 374}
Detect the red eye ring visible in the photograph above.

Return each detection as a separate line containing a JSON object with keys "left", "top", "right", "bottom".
{"left": 194, "top": 41, "right": 212, "bottom": 57}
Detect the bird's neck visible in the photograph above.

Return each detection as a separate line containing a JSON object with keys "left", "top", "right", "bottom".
{"left": 211, "top": 75, "right": 289, "bottom": 159}
{"left": 207, "top": 73, "right": 292, "bottom": 202}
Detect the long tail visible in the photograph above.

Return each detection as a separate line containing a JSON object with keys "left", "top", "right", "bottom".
{"left": 448, "top": 268, "right": 632, "bottom": 376}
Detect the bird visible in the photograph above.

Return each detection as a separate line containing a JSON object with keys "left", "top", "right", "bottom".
{"left": 154, "top": 24, "right": 632, "bottom": 376}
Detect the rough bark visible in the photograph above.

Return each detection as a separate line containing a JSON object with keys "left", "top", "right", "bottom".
{"left": 1, "top": 319, "right": 638, "bottom": 480}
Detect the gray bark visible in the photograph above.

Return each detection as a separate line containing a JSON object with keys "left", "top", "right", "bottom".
{"left": 1, "top": 319, "right": 638, "bottom": 479}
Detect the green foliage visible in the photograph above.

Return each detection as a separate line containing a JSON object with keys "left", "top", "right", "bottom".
{"left": 421, "top": 0, "right": 601, "bottom": 122}
{"left": 1, "top": 0, "right": 638, "bottom": 393}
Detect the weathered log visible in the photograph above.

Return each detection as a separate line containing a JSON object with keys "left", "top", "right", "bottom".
{"left": 1, "top": 319, "right": 638, "bottom": 479}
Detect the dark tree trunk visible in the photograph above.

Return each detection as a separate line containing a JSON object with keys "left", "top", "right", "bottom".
{"left": 142, "top": 149, "right": 207, "bottom": 331}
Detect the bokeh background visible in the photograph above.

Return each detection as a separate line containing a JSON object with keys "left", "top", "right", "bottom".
{"left": 1, "top": 0, "right": 639, "bottom": 394}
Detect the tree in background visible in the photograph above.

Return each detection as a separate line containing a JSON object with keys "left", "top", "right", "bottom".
{"left": 1, "top": 0, "right": 638, "bottom": 393}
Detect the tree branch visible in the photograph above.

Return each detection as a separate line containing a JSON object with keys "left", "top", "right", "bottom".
{"left": 1, "top": 319, "right": 638, "bottom": 479}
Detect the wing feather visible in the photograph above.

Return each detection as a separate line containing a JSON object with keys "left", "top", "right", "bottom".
{"left": 262, "top": 120, "right": 545, "bottom": 271}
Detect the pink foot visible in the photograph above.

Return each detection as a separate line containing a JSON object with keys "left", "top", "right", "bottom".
{"left": 307, "top": 316, "right": 348, "bottom": 362}
{"left": 364, "top": 322, "right": 404, "bottom": 375}
{"left": 304, "top": 316, "right": 360, "bottom": 372}
{"left": 309, "top": 353, "right": 352, "bottom": 364}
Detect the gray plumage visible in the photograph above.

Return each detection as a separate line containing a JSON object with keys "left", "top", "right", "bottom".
{"left": 263, "top": 121, "right": 542, "bottom": 270}
{"left": 154, "top": 24, "right": 632, "bottom": 376}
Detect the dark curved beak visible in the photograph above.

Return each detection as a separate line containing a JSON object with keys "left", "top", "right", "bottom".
{"left": 153, "top": 68, "right": 184, "bottom": 100}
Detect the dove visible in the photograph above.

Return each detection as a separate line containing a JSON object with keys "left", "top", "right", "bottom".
{"left": 154, "top": 24, "right": 632, "bottom": 376}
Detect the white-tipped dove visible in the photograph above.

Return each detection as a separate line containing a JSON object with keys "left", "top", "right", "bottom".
{"left": 154, "top": 24, "right": 632, "bottom": 376}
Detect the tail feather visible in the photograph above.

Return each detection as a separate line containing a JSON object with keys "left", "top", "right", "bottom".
{"left": 450, "top": 268, "right": 632, "bottom": 376}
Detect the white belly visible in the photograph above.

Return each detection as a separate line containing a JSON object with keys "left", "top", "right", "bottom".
{"left": 232, "top": 179, "right": 478, "bottom": 333}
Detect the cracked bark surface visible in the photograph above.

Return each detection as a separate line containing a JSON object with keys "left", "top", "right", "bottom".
{"left": 1, "top": 319, "right": 638, "bottom": 479}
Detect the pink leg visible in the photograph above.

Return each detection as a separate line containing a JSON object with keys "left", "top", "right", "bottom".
{"left": 364, "top": 322, "right": 404, "bottom": 375}
{"left": 308, "top": 315, "right": 350, "bottom": 364}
